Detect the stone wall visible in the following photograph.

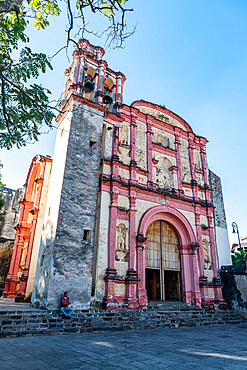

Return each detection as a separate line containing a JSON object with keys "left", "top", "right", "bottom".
{"left": 0, "top": 186, "right": 24, "bottom": 247}
{"left": 220, "top": 267, "right": 247, "bottom": 311}
{"left": 0, "top": 186, "right": 24, "bottom": 293}
{"left": 209, "top": 170, "right": 231, "bottom": 267}
{"left": 32, "top": 102, "right": 104, "bottom": 309}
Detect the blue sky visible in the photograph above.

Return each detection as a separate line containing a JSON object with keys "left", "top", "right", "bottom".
{"left": 0, "top": 0, "right": 246, "bottom": 245}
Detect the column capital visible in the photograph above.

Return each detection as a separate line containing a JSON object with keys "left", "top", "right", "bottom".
{"left": 191, "top": 242, "right": 200, "bottom": 254}
{"left": 136, "top": 234, "right": 148, "bottom": 248}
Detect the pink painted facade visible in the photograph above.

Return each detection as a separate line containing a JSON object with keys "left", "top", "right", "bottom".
{"left": 96, "top": 98, "right": 224, "bottom": 309}
{"left": 3, "top": 155, "right": 52, "bottom": 301}
{"left": 59, "top": 41, "right": 224, "bottom": 310}
{"left": 51, "top": 40, "right": 226, "bottom": 309}
{"left": 3, "top": 40, "right": 227, "bottom": 310}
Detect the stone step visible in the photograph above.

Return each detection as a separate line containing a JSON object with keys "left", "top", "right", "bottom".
{"left": 0, "top": 310, "right": 241, "bottom": 320}
{"left": 0, "top": 307, "right": 246, "bottom": 338}
{"left": 0, "top": 313, "right": 244, "bottom": 329}
{"left": 0, "top": 318, "right": 245, "bottom": 338}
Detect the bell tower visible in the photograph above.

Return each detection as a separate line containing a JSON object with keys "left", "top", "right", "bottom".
{"left": 62, "top": 39, "right": 125, "bottom": 114}
{"left": 31, "top": 39, "right": 125, "bottom": 309}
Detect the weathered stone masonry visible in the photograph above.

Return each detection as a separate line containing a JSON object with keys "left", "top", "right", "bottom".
{"left": 45, "top": 104, "right": 105, "bottom": 308}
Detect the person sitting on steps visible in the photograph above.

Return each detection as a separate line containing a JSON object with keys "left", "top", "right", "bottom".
{"left": 60, "top": 291, "right": 73, "bottom": 319}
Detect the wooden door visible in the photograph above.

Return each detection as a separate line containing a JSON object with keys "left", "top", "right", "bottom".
{"left": 145, "top": 221, "right": 180, "bottom": 301}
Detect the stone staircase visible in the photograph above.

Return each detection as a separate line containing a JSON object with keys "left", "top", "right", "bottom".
{"left": 0, "top": 302, "right": 246, "bottom": 338}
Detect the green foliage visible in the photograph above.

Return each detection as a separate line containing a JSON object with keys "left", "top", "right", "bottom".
{"left": 0, "top": 46, "right": 55, "bottom": 149}
{"left": 231, "top": 250, "right": 247, "bottom": 265}
{"left": 0, "top": 246, "right": 13, "bottom": 288}
{"left": 29, "top": 0, "right": 61, "bottom": 30}
{"left": 0, "top": 2, "right": 58, "bottom": 149}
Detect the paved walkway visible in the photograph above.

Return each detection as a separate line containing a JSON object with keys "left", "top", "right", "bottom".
{"left": 1, "top": 324, "right": 247, "bottom": 369}
{"left": 0, "top": 298, "right": 39, "bottom": 312}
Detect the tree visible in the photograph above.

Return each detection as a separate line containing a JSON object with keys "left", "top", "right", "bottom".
{"left": 0, "top": 245, "right": 12, "bottom": 291}
{"left": 231, "top": 250, "right": 247, "bottom": 265}
{"left": 0, "top": 0, "right": 134, "bottom": 149}
{"left": 0, "top": 162, "right": 5, "bottom": 221}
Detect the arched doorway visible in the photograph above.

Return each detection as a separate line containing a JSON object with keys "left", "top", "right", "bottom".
{"left": 145, "top": 220, "right": 181, "bottom": 301}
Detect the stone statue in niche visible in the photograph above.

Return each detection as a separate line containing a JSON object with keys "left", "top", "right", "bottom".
{"left": 119, "top": 124, "right": 128, "bottom": 145}
{"left": 118, "top": 146, "right": 130, "bottom": 165}
{"left": 157, "top": 133, "right": 170, "bottom": 148}
{"left": 135, "top": 122, "right": 146, "bottom": 170}
{"left": 156, "top": 166, "right": 172, "bottom": 189}
{"left": 182, "top": 166, "right": 190, "bottom": 183}
{"left": 155, "top": 157, "right": 173, "bottom": 189}
{"left": 195, "top": 171, "right": 204, "bottom": 186}
{"left": 115, "top": 223, "right": 129, "bottom": 262}
{"left": 203, "top": 240, "right": 212, "bottom": 270}
{"left": 194, "top": 151, "right": 202, "bottom": 170}
{"left": 180, "top": 142, "right": 191, "bottom": 183}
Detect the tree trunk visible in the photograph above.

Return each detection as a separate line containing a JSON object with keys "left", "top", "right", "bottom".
{"left": 0, "top": 0, "right": 23, "bottom": 14}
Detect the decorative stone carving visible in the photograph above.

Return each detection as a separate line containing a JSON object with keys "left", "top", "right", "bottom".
{"left": 119, "top": 124, "right": 129, "bottom": 145}
{"left": 157, "top": 133, "right": 170, "bottom": 148}
{"left": 203, "top": 239, "right": 212, "bottom": 270}
{"left": 180, "top": 139, "right": 191, "bottom": 183}
{"left": 115, "top": 223, "right": 129, "bottom": 262}
{"left": 155, "top": 157, "right": 173, "bottom": 189}
{"left": 195, "top": 171, "right": 204, "bottom": 186}
{"left": 118, "top": 146, "right": 130, "bottom": 165}
{"left": 194, "top": 150, "right": 202, "bottom": 170}
{"left": 135, "top": 106, "right": 185, "bottom": 130}
{"left": 135, "top": 122, "right": 146, "bottom": 170}
{"left": 104, "top": 125, "right": 113, "bottom": 160}
{"left": 152, "top": 128, "right": 175, "bottom": 150}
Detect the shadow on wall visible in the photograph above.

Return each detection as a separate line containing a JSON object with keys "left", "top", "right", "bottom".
{"left": 31, "top": 220, "right": 54, "bottom": 308}
{"left": 220, "top": 266, "right": 247, "bottom": 311}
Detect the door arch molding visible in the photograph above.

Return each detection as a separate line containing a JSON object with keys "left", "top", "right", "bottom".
{"left": 138, "top": 205, "right": 196, "bottom": 247}
{"left": 136, "top": 205, "right": 200, "bottom": 307}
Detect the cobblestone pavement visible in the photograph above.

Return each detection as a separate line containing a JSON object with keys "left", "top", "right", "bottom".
{"left": 1, "top": 324, "right": 247, "bottom": 369}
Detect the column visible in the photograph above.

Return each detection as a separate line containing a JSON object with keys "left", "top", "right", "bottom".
{"left": 96, "top": 62, "right": 105, "bottom": 104}
{"left": 136, "top": 235, "right": 148, "bottom": 308}
{"left": 146, "top": 120, "right": 153, "bottom": 184}
{"left": 174, "top": 131, "right": 183, "bottom": 193}
{"left": 190, "top": 243, "right": 202, "bottom": 308}
{"left": 195, "top": 211, "right": 209, "bottom": 304}
{"left": 188, "top": 138, "right": 199, "bottom": 200}
{"left": 125, "top": 193, "right": 139, "bottom": 308}
{"left": 200, "top": 146, "right": 211, "bottom": 202}
{"left": 130, "top": 114, "right": 137, "bottom": 184}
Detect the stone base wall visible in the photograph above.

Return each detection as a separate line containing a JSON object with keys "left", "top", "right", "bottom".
{"left": 221, "top": 270, "right": 247, "bottom": 311}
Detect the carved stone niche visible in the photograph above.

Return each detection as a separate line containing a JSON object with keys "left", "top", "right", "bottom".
{"left": 119, "top": 123, "right": 129, "bottom": 145}
{"left": 118, "top": 146, "right": 130, "bottom": 165}
{"left": 203, "top": 239, "right": 212, "bottom": 271}
{"left": 155, "top": 157, "right": 173, "bottom": 189}
{"left": 156, "top": 133, "right": 170, "bottom": 148}
{"left": 115, "top": 223, "right": 129, "bottom": 262}
{"left": 194, "top": 151, "right": 202, "bottom": 171}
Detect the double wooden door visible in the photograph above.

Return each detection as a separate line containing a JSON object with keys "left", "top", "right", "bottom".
{"left": 145, "top": 221, "right": 181, "bottom": 301}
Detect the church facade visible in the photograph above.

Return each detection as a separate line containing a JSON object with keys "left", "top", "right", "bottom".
{"left": 3, "top": 40, "right": 231, "bottom": 309}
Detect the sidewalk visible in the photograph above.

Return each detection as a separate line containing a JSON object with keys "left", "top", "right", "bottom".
{"left": 1, "top": 323, "right": 247, "bottom": 369}
{"left": 0, "top": 298, "right": 40, "bottom": 312}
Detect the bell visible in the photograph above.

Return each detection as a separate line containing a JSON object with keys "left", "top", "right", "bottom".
{"left": 84, "top": 75, "right": 94, "bottom": 92}
{"left": 103, "top": 90, "right": 113, "bottom": 105}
